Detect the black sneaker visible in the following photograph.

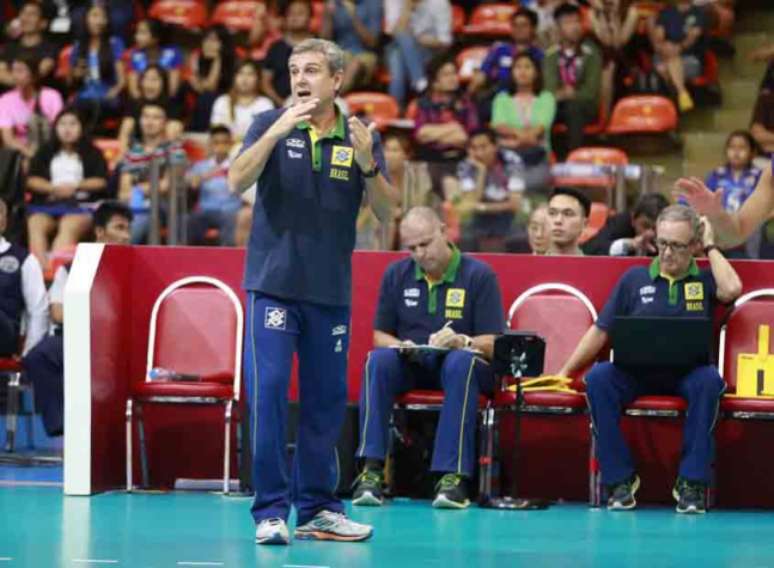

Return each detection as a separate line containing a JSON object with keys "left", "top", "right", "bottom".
{"left": 606, "top": 474, "right": 640, "bottom": 510}
{"left": 673, "top": 478, "right": 706, "bottom": 514}
{"left": 352, "top": 469, "right": 384, "bottom": 507}
{"left": 432, "top": 473, "right": 470, "bottom": 509}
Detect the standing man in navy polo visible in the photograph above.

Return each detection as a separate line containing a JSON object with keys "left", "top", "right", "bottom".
{"left": 352, "top": 206, "right": 505, "bottom": 510}
{"left": 228, "top": 38, "right": 398, "bottom": 545}
{"left": 557, "top": 205, "right": 742, "bottom": 514}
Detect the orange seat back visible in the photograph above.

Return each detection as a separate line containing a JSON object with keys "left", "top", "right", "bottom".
{"left": 607, "top": 96, "right": 677, "bottom": 134}
{"left": 567, "top": 147, "right": 629, "bottom": 167}
{"left": 456, "top": 46, "right": 489, "bottom": 82}
{"left": 210, "top": 1, "right": 261, "bottom": 32}
{"left": 344, "top": 92, "right": 400, "bottom": 130}
{"left": 148, "top": 0, "right": 207, "bottom": 28}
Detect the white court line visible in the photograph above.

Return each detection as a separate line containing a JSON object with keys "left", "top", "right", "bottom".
{"left": 0, "top": 557, "right": 12, "bottom": 562}
{"left": 282, "top": 565, "right": 331, "bottom": 568}
{"left": 177, "top": 563, "right": 225, "bottom": 567}
{"left": 72, "top": 560, "right": 119, "bottom": 565}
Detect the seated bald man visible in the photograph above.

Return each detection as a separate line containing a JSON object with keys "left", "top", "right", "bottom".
{"left": 353, "top": 206, "right": 505, "bottom": 509}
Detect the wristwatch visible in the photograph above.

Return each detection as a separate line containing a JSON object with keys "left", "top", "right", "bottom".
{"left": 458, "top": 334, "right": 473, "bottom": 349}
{"left": 362, "top": 162, "right": 380, "bottom": 178}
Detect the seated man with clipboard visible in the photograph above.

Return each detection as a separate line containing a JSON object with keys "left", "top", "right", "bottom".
{"left": 353, "top": 207, "right": 505, "bottom": 510}
{"left": 557, "top": 205, "right": 742, "bottom": 514}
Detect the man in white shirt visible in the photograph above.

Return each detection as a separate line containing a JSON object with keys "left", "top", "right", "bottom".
{"left": 22, "top": 201, "right": 131, "bottom": 436}
{"left": 0, "top": 196, "right": 48, "bottom": 358}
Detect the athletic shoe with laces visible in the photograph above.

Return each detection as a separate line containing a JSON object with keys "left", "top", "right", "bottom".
{"left": 432, "top": 473, "right": 470, "bottom": 509}
{"left": 352, "top": 468, "right": 385, "bottom": 506}
{"left": 255, "top": 517, "right": 290, "bottom": 545}
{"left": 607, "top": 474, "right": 640, "bottom": 510}
{"left": 294, "top": 510, "right": 373, "bottom": 542}
{"left": 673, "top": 478, "right": 707, "bottom": 514}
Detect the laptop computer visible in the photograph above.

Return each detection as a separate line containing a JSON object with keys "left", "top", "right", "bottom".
{"left": 611, "top": 316, "right": 713, "bottom": 368}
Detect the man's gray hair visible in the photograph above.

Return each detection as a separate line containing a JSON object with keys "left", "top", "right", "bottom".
{"left": 291, "top": 39, "right": 345, "bottom": 76}
{"left": 657, "top": 204, "right": 701, "bottom": 240}
{"left": 400, "top": 206, "right": 443, "bottom": 233}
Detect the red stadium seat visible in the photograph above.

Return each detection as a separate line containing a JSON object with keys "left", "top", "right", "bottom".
{"left": 56, "top": 44, "right": 72, "bottom": 80}
{"left": 210, "top": 1, "right": 261, "bottom": 32}
{"left": 452, "top": 4, "right": 466, "bottom": 34}
{"left": 579, "top": 202, "right": 611, "bottom": 244}
{"left": 606, "top": 96, "right": 678, "bottom": 135}
{"left": 463, "top": 3, "right": 516, "bottom": 37}
{"left": 344, "top": 92, "right": 400, "bottom": 131}
{"left": 148, "top": 0, "right": 207, "bottom": 29}
{"left": 554, "top": 147, "right": 629, "bottom": 200}
{"left": 125, "top": 277, "right": 244, "bottom": 493}
{"left": 182, "top": 138, "right": 207, "bottom": 164}
{"left": 456, "top": 46, "right": 489, "bottom": 83}
{"left": 93, "top": 138, "right": 123, "bottom": 172}
{"left": 310, "top": 1, "right": 324, "bottom": 34}
{"left": 553, "top": 101, "right": 609, "bottom": 137}
{"left": 690, "top": 49, "right": 719, "bottom": 89}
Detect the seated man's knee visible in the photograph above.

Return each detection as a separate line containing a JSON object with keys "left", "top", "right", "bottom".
{"left": 584, "top": 362, "right": 616, "bottom": 395}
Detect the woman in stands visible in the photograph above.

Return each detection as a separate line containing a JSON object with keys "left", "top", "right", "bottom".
{"left": 127, "top": 18, "right": 183, "bottom": 100}
{"left": 26, "top": 108, "right": 109, "bottom": 267}
{"left": 701, "top": 130, "right": 763, "bottom": 258}
{"left": 490, "top": 52, "right": 555, "bottom": 192}
{"left": 118, "top": 64, "right": 184, "bottom": 155}
{"left": 187, "top": 25, "right": 236, "bottom": 132}
{"left": 67, "top": 3, "right": 126, "bottom": 132}
{"left": 210, "top": 60, "right": 274, "bottom": 144}
{"left": 0, "top": 54, "right": 63, "bottom": 161}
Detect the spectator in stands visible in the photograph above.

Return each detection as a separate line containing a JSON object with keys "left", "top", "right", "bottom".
{"left": 413, "top": 56, "right": 479, "bottom": 163}
{"left": 0, "top": 196, "right": 48, "bottom": 358}
{"left": 261, "top": 0, "right": 314, "bottom": 108}
{"left": 590, "top": 0, "right": 642, "bottom": 117}
{"left": 533, "top": 0, "right": 563, "bottom": 47}
{"left": 127, "top": 18, "right": 183, "bottom": 100}
{"left": 751, "top": 91, "right": 774, "bottom": 159}
{"left": 546, "top": 186, "right": 589, "bottom": 255}
{"left": 491, "top": 52, "right": 555, "bottom": 193}
{"left": 584, "top": 192, "right": 669, "bottom": 256}
{"left": 320, "top": 0, "right": 382, "bottom": 94}
{"left": 187, "top": 25, "right": 236, "bottom": 132}
{"left": 446, "top": 128, "right": 525, "bottom": 252}
{"left": 384, "top": 133, "right": 435, "bottom": 210}
{"left": 543, "top": 3, "right": 602, "bottom": 154}
{"left": 0, "top": 1, "right": 57, "bottom": 89}
{"left": 468, "top": 8, "right": 544, "bottom": 98}
{"left": 68, "top": 4, "right": 126, "bottom": 132}
{"left": 651, "top": 0, "right": 707, "bottom": 112}
{"left": 118, "top": 65, "right": 184, "bottom": 155}
{"left": 211, "top": 61, "right": 275, "bottom": 144}
{"left": 384, "top": 0, "right": 453, "bottom": 108}
{"left": 527, "top": 203, "right": 550, "bottom": 254}
{"left": 352, "top": 206, "right": 505, "bottom": 510}
{"left": 26, "top": 108, "right": 109, "bottom": 268}
{"left": 119, "top": 102, "right": 171, "bottom": 244}
{"left": 22, "top": 200, "right": 131, "bottom": 437}
{"left": 557, "top": 205, "right": 741, "bottom": 513}
{"left": 69, "top": 0, "right": 135, "bottom": 43}
{"left": 0, "top": 54, "right": 63, "bottom": 160}
{"left": 185, "top": 125, "right": 241, "bottom": 246}
{"left": 245, "top": 2, "right": 282, "bottom": 62}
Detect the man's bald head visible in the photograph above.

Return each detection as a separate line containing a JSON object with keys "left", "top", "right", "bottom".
{"left": 400, "top": 206, "right": 452, "bottom": 279}
{"left": 400, "top": 206, "right": 443, "bottom": 236}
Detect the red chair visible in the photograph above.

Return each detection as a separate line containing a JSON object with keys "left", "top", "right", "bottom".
{"left": 93, "top": 138, "right": 123, "bottom": 173}
{"left": 456, "top": 46, "right": 489, "bottom": 84}
{"left": 554, "top": 146, "right": 629, "bottom": 190}
{"left": 463, "top": 3, "right": 516, "bottom": 38}
{"left": 479, "top": 284, "right": 597, "bottom": 495}
{"left": 56, "top": 44, "right": 73, "bottom": 81}
{"left": 553, "top": 101, "right": 609, "bottom": 137}
{"left": 719, "top": 289, "right": 774, "bottom": 418}
{"left": 310, "top": 1, "right": 324, "bottom": 34}
{"left": 344, "top": 92, "right": 400, "bottom": 131}
{"left": 579, "top": 202, "right": 611, "bottom": 245}
{"left": 210, "top": 1, "right": 261, "bottom": 32}
{"left": 690, "top": 50, "right": 719, "bottom": 89}
{"left": 148, "top": 0, "right": 208, "bottom": 29}
{"left": 606, "top": 96, "right": 678, "bottom": 135}
{"left": 182, "top": 138, "right": 208, "bottom": 164}
{"left": 125, "top": 276, "right": 244, "bottom": 493}
{"left": 451, "top": 4, "right": 466, "bottom": 34}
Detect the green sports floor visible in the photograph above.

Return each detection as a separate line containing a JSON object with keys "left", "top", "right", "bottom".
{"left": 2, "top": 485, "right": 774, "bottom": 568}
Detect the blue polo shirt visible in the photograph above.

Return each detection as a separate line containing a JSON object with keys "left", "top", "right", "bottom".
{"left": 596, "top": 258, "right": 718, "bottom": 333}
{"left": 374, "top": 247, "right": 505, "bottom": 344}
{"left": 239, "top": 108, "right": 387, "bottom": 306}
{"left": 480, "top": 43, "right": 545, "bottom": 91}
{"left": 705, "top": 165, "right": 762, "bottom": 213}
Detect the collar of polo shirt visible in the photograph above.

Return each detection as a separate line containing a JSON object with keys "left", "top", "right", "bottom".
{"left": 649, "top": 257, "right": 700, "bottom": 306}
{"left": 297, "top": 111, "right": 347, "bottom": 172}
{"left": 413, "top": 244, "right": 462, "bottom": 314}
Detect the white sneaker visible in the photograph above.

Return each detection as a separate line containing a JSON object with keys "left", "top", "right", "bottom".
{"left": 255, "top": 517, "right": 290, "bottom": 545}
{"left": 294, "top": 510, "right": 373, "bottom": 542}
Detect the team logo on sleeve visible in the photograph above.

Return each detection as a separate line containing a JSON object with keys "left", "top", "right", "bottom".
{"left": 446, "top": 288, "right": 466, "bottom": 308}
{"left": 264, "top": 307, "right": 287, "bottom": 330}
{"left": 331, "top": 145, "right": 354, "bottom": 167}
{"left": 684, "top": 283, "right": 704, "bottom": 301}
{"left": 0, "top": 256, "right": 20, "bottom": 273}
{"left": 286, "top": 138, "right": 305, "bottom": 149}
